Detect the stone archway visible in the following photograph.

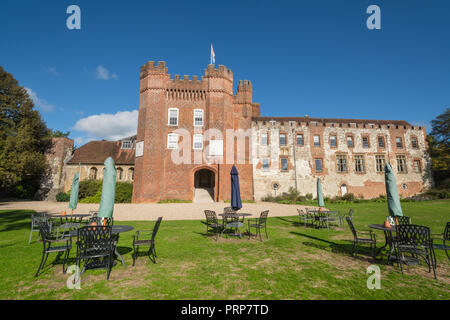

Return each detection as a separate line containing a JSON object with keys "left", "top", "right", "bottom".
{"left": 193, "top": 169, "right": 215, "bottom": 203}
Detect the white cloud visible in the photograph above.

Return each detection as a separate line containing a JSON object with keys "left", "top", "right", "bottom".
{"left": 95, "top": 65, "right": 118, "bottom": 80}
{"left": 25, "top": 87, "right": 55, "bottom": 112}
{"left": 73, "top": 110, "right": 138, "bottom": 141}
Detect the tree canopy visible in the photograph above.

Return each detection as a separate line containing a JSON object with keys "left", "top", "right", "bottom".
{"left": 0, "top": 66, "right": 51, "bottom": 198}
{"left": 427, "top": 108, "right": 450, "bottom": 187}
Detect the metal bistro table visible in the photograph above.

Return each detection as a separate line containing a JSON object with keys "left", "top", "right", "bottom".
{"left": 368, "top": 224, "right": 420, "bottom": 266}
{"left": 47, "top": 213, "right": 93, "bottom": 231}
{"left": 218, "top": 213, "right": 252, "bottom": 238}
{"left": 69, "top": 225, "right": 134, "bottom": 267}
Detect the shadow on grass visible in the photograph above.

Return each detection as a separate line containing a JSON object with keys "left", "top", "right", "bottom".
{"left": 0, "top": 210, "right": 32, "bottom": 233}
{"left": 290, "top": 231, "right": 379, "bottom": 262}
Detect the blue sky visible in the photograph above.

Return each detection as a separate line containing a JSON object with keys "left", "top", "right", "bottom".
{"left": 1, "top": 0, "right": 449, "bottom": 146}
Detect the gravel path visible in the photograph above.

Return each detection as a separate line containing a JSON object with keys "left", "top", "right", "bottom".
{"left": 0, "top": 201, "right": 317, "bottom": 221}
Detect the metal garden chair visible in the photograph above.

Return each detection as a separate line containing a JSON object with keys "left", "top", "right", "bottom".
{"left": 396, "top": 216, "right": 412, "bottom": 225}
{"left": 35, "top": 221, "right": 72, "bottom": 277}
{"left": 248, "top": 210, "right": 269, "bottom": 241}
{"left": 297, "top": 209, "right": 314, "bottom": 227}
{"left": 432, "top": 222, "right": 450, "bottom": 262}
{"left": 395, "top": 224, "right": 436, "bottom": 279}
{"left": 204, "top": 210, "right": 223, "bottom": 240}
{"left": 346, "top": 216, "right": 377, "bottom": 258}
{"left": 132, "top": 217, "right": 163, "bottom": 265}
{"left": 75, "top": 225, "right": 116, "bottom": 281}
{"left": 29, "top": 212, "right": 50, "bottom": 244}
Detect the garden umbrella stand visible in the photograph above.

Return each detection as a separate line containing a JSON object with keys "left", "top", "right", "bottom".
{"left": 68, "top": 172, "right": 80, "bottom": 213}
{"left": 230, "top": 165, "right": 242, "bottom": 211}
{"left": 384, "top": 162, "right": 403, "bottom": 218}
{"left": 98, "top": 157, "right": 117, "bottom": 219}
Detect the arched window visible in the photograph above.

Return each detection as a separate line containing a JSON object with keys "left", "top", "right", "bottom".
{"left": 89, "top": 167, "right": 98, "bottom": 180}
{"left": 128, "top": 168, "right": 134, "bottom": 181}
{"left": 340, "top": 184, "right": 348, "bottom": 196}
{"left": 117, "top": 167, "right": 123, "bottom": 180}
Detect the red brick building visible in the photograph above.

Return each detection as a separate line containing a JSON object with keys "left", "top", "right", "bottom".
{"left": 132, "top": 62, "right": 259, "bottom": 203}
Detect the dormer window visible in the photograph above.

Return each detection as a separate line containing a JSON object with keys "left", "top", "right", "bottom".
{"left": 121, "top": 140, "right": 133, "bottom": 149}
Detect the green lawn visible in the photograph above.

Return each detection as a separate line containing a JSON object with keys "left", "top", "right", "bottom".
{"left": 0, "top": 200, "right": 449, "bottom": 299}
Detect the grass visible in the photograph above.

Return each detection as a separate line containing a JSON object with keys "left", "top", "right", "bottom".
{"left": 0, "top": 200, "right": 449, "bottom": 299}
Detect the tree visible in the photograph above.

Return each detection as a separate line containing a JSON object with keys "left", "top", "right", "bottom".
{"left": 0, "top": 66, "right": 51, "bottom": 198}
{"left": 427, "top": 108, "right": 450, "bottom": 187}
{"left": 51, "top": 129, "right": 70, "bottom": 138}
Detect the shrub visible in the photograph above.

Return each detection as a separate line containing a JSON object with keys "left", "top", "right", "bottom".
{"left": 341, "top": 193, "right": 355, "bottom": 201}
{"left": 115, "top": 182, "right": 133, "bottom": 203}
{"left": 78, "top": 179, "right": 102, "bottom": 199}
{"left": 56, "top": 192, "right": 70, "bottom": 202}
{"left": 305, "top": 193, "right": 313, "bottom": 200}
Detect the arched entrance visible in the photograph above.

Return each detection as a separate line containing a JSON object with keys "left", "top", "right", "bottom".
{"left": 194, "top": 169, "right": 215, "bottom": 203}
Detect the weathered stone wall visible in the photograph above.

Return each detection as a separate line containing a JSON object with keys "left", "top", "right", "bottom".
{"left": 37, "top": 138, "right": 74, "bottom": 200}
{"left": 252, "top": 119, "right": 432, "bottom": 200}
{"left": 63, "top": 164, "right": 135, "bottom": 192}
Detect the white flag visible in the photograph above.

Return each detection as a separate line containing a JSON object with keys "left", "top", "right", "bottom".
{"left": 211, "top": 44, "right": 215, "bottom": 64}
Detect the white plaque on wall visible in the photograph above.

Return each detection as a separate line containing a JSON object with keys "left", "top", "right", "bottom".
{"left": 135, "top": 141, "right": 144, "bottom": 157}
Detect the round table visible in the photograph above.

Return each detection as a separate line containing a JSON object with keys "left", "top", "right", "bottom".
{"left": 368, "top": 224, "right": 419, "bottom": 266}
{"left": 218, "top": 213, "right": 252, "bottom": 238}
{"left": 69, "top": 225, "right": 134, "bottom": 267}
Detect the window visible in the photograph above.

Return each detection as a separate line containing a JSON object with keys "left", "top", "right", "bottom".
{"left": 261, "top": 133, "right": 268, "bottom": 146}
{"left": 354, "top": 155, "right": 365, "bottom": 173}
{"left": 378, "top": 136, "right": 385, "bottom": 148}
{"left": 193, "top": 134, "right": 203, "bottom": 150}
{"left": 117, "top": 167, "right": 123, "bottom": 180}
{"left": 280, "top": 158, "right": 288, "bottom": 171}
{"left": 296, "top": 134, "right": 304, "bottom": 146}
{"left": 411, "top": 137, "right": 418, "bottom": 149}
{"left": 167, "top": 133, "right": 179, "bottom": 149}
{"left": 89, "top": 167, "right": 98, "bottom": 180}
{"left": 315, "top": 159, "right": 323, "bottom": 172}
{"left": 280, "top": 133, "right": 287, "bottom": 146}
{"left": 193, "top": 109, "right": 204, "bottom": 126}
{"left": 336, "top": 154, "right": 348, "bottom": 173}
{"left": 168, "top": 108, "right": 179, "bottom": 126}
{"left": 396, "top": 155, "right": 407, "bottom": 173}
{"left": 375, "top": 155, "right": 385, "bottom": 172}
{"left": 347, "top": 136, "right": 354, "bottom": 147}
{"left": 313, "top": 135, "right": 320, "bottom": 147}
{"left": 330, "top": 135, "right": 337, "bottom": 147}
{"left": 396, "top": 137, "right": 403, "bottom": 148}
{"left": 121, "top": 140, "right": 133, "bottom": 149}
{"left": 362, "top": 136, "right": 370, "bottom": 148}
{"left": 128, "top": 168, "right": 134, "bottom": 180}
{"left": 262, "top": 158, "right": 269, "bottom": 171}
{"left": 414, "top": 160, "right": 422, "bottom": 173}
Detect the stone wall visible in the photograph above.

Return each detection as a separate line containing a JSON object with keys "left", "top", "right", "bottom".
{"left": 36, "top": 137, "right": 74, "bottom": 200}
{"left": 252, "top": 119, "right": 432, "bottom": 200}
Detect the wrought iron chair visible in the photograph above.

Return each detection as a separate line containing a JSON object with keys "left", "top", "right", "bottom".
{"left": 395, "top": 224, "right": 436, "bottom": 279}
{"left": 132, "top": 217, "right": 163, "bottom": 265}
{"left": 35, "top": 222, "right": 72, "bottom": 277}
{"left": 248, "top": 210, "right": 269, "bottom": 241}
{"left": 204, "top": 210, "right": 223, "bottom": 240}
{"left": 432, "top": 222, "right": 450, "bottom": 262}
{"left": 314, "top": 211, "right": 329, "bottom": 229}
{"left": 346, "top": 217, "right": 377, "bottom": 258}
{"left": 396, "top": 216, "right": 411, "bottom": 225}
{"left": 75, "top": 225, "right": 115, "bottom": 281}
{"left": 325, "top": 211, "right": 341, "bottom": 228}
{"left": 29, "top": 212, "right": 50, "bottom": 244}
{"left": 297, "top": 209, "right": 314, "bottom": 227}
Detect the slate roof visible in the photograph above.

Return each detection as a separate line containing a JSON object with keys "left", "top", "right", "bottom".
{"left": 67, "top": 140, "right": 135, "bottom": 165}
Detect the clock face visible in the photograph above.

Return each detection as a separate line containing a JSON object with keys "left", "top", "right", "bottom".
{"left": 135, "top": 141, "right": 144, "bottom": 157}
